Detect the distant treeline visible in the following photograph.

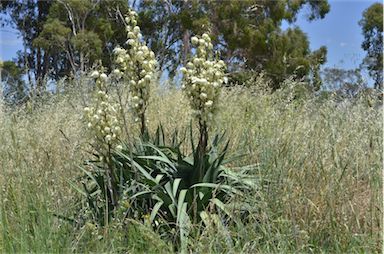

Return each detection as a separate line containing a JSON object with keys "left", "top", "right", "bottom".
{"left": 0, "top": 0, "right": 382, "bottom": 102}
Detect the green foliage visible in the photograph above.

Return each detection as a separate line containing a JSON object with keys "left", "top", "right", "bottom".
{"left": 2, "top": 1, "right": 331, "bottom": 91}
{"left": 0, "top": 60, "right": 27, "bottom": 103}
{"left": 0, "top": 1, "right": 51, "bottom": 89}
{"left": 359, "top": 2, "right": 383, "bottom": 89}
{"left": 139, "top": 0, "right": 330, "bottom": 89}
{"left": 2, "top": 0, "right": 130, "bottom": 80}
{"left": 33, "top": 19, "right": 71, "bottom": 51}
{"left": 71, "top": 31, "right": 103, "bottom": 62}
{"left": 321, "top": 67, "right": 367, "bottom": 99}
{"left": 74, "top": 125, "right": 254, "bottom": 250}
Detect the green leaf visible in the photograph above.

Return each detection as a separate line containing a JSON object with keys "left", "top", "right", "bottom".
{"left": 116, "top": 151, "right": 155, "bottom": 181}
{"left": 142, "top": 143, "right": 176, "bottom": 168}
{"left": 77, "top": 166, "right": 101, "bottom": 189}
{"left": 191, "top": 183, "right": 241, "bottom": 196}
{"left": 155, "top": 174, "right": 164, "bottom": 184}
{"left": 150, "top": 201, "right": 164, "bottom": 223}
{"left": 173, "top": 178, "right": 182, "bottom": 197}
{"left": 137, "top": 155, "right": 176, "bottom": 170}
{"left": 67, "top": 180, "right": 87, "bottom": 197}
{"left": 164, "top": 181, "right": 176, "bottom": 205}
{"left": 211, "top": 198, "right": 232, "bottom": 218}
{"left": 131, "top": 190, "right": 152, "bottom": 199}
{"left": 176, "top": 189, "right": 188, "bottom": 225}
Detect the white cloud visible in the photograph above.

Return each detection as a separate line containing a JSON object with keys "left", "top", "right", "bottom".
{"left": 339, "top": 42, "right": 347, "bottom": 47}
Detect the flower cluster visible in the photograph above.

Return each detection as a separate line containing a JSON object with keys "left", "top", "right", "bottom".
{"left": 84, "top": 70, "right": 122, "bottom": 151}
{"left": 112, "top": 10, "right": 157, "bottom": 119}
{"left": 181, "top": 33, "right": 226, "bottom": 124}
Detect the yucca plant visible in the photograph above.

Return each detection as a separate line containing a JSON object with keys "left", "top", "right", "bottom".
{"left": 108, "top": 126, "right": 255, "bottom": 249}
{"left": 73, "top": 30, "right": 255, "bottom": 251}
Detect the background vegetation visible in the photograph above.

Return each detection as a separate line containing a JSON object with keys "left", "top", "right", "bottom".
{"left": 0, "top": 0, "right": 382, "bottom": 97}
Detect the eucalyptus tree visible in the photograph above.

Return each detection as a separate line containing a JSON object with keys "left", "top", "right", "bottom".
{"left": 359, "top": 2, "right": 383, "bottom": 89}
{"left": 137, "top": 0, "right": 330, "bottom": 89}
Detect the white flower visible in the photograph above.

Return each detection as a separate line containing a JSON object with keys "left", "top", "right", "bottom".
{"left": 199, "top": 78, "right": 208, "bottom": 85}
{"left": 137, "top": 51, "right": 143, "bottom": 57}
{"left": 114, "top": 126, "right": 121, "bottom": 133}
{"left": 205, "top": 100, "right": 213, "bottom": 107}
{"left": 144, "top": 74, "right": 152, "bottom": 81}
{"left": 128, "top": 32, "right": 135, "bottom": 39}
{"left": 90, "top": 71, "right": 99, "bottom": 78}
{"left": 141, "top": 45, "right": 149, "bottom": 53}
{"left": 202, "top": 33, "right": 211, "bottom": 42}
{"left": 193, "top": 58, "right": 201, "bottom": 65}
{"left": 133, "top": 26, "right": 140, "bottom": 34}
{"left": 113, "top": 47, "right": 122, "bottom": 54}
{"left": 112, "top": 9, "right": 157, "bottom": 124}
{"left": 181, "top": 33, "right": 226, "bottom": 124}
{"left": 180, "top": 67, "right": 187, "bottom": 74}
{"left": 191, "top": 36, "right": 199, "bottom": 45}
{"left": 116, "top": 57, "right": 124, "bottom": 63}
{"left": 100, "top": 73, "right": 108, "bottom": 81}
{"left": 186, "top": 62, "right": 194, "bottom": 69}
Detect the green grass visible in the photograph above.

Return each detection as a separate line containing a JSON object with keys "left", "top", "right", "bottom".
{"left": 0, "top": 83, "right": 382, "bottom": 253}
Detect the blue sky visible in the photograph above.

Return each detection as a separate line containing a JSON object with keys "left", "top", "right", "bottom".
{"left": 283, "top": 0, "right": 378, "bottom": 71}
{"left": 0, "top": 0, "right": 379, "bottom": 71}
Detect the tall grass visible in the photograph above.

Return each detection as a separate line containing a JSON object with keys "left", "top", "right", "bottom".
{"left": 0, "top": 83, "right": 382, "bottom": 253}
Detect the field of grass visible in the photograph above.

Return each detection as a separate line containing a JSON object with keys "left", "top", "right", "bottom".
{"left": 0, "top": 81, "right": 382, "bottom": 253}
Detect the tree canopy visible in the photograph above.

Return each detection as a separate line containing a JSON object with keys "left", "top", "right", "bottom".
{"left": 1, "top": 0, "right": 332, "bottom": 92}
{"left": 138, "top": 0, "right": 329, "bottom": 89}
{"left": 0, "top": 60, "right": 26, "bottom": 103}
{"left": 359, "top": 2, "right": 383, "bottom": 90}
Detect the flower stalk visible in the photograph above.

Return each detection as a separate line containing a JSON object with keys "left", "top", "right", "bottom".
{"left": 84, "top": 69, "right": 123, "bottom": 215}
{"left": 113, "top": 10, "right": 157, "bottom": 137}
{"left": 181, "top": 33, "right": 226, "bottom": 181}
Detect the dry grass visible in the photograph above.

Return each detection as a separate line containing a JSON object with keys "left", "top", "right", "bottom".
{"left": 0, "top": 82, "right": 382, "bottom": 253}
